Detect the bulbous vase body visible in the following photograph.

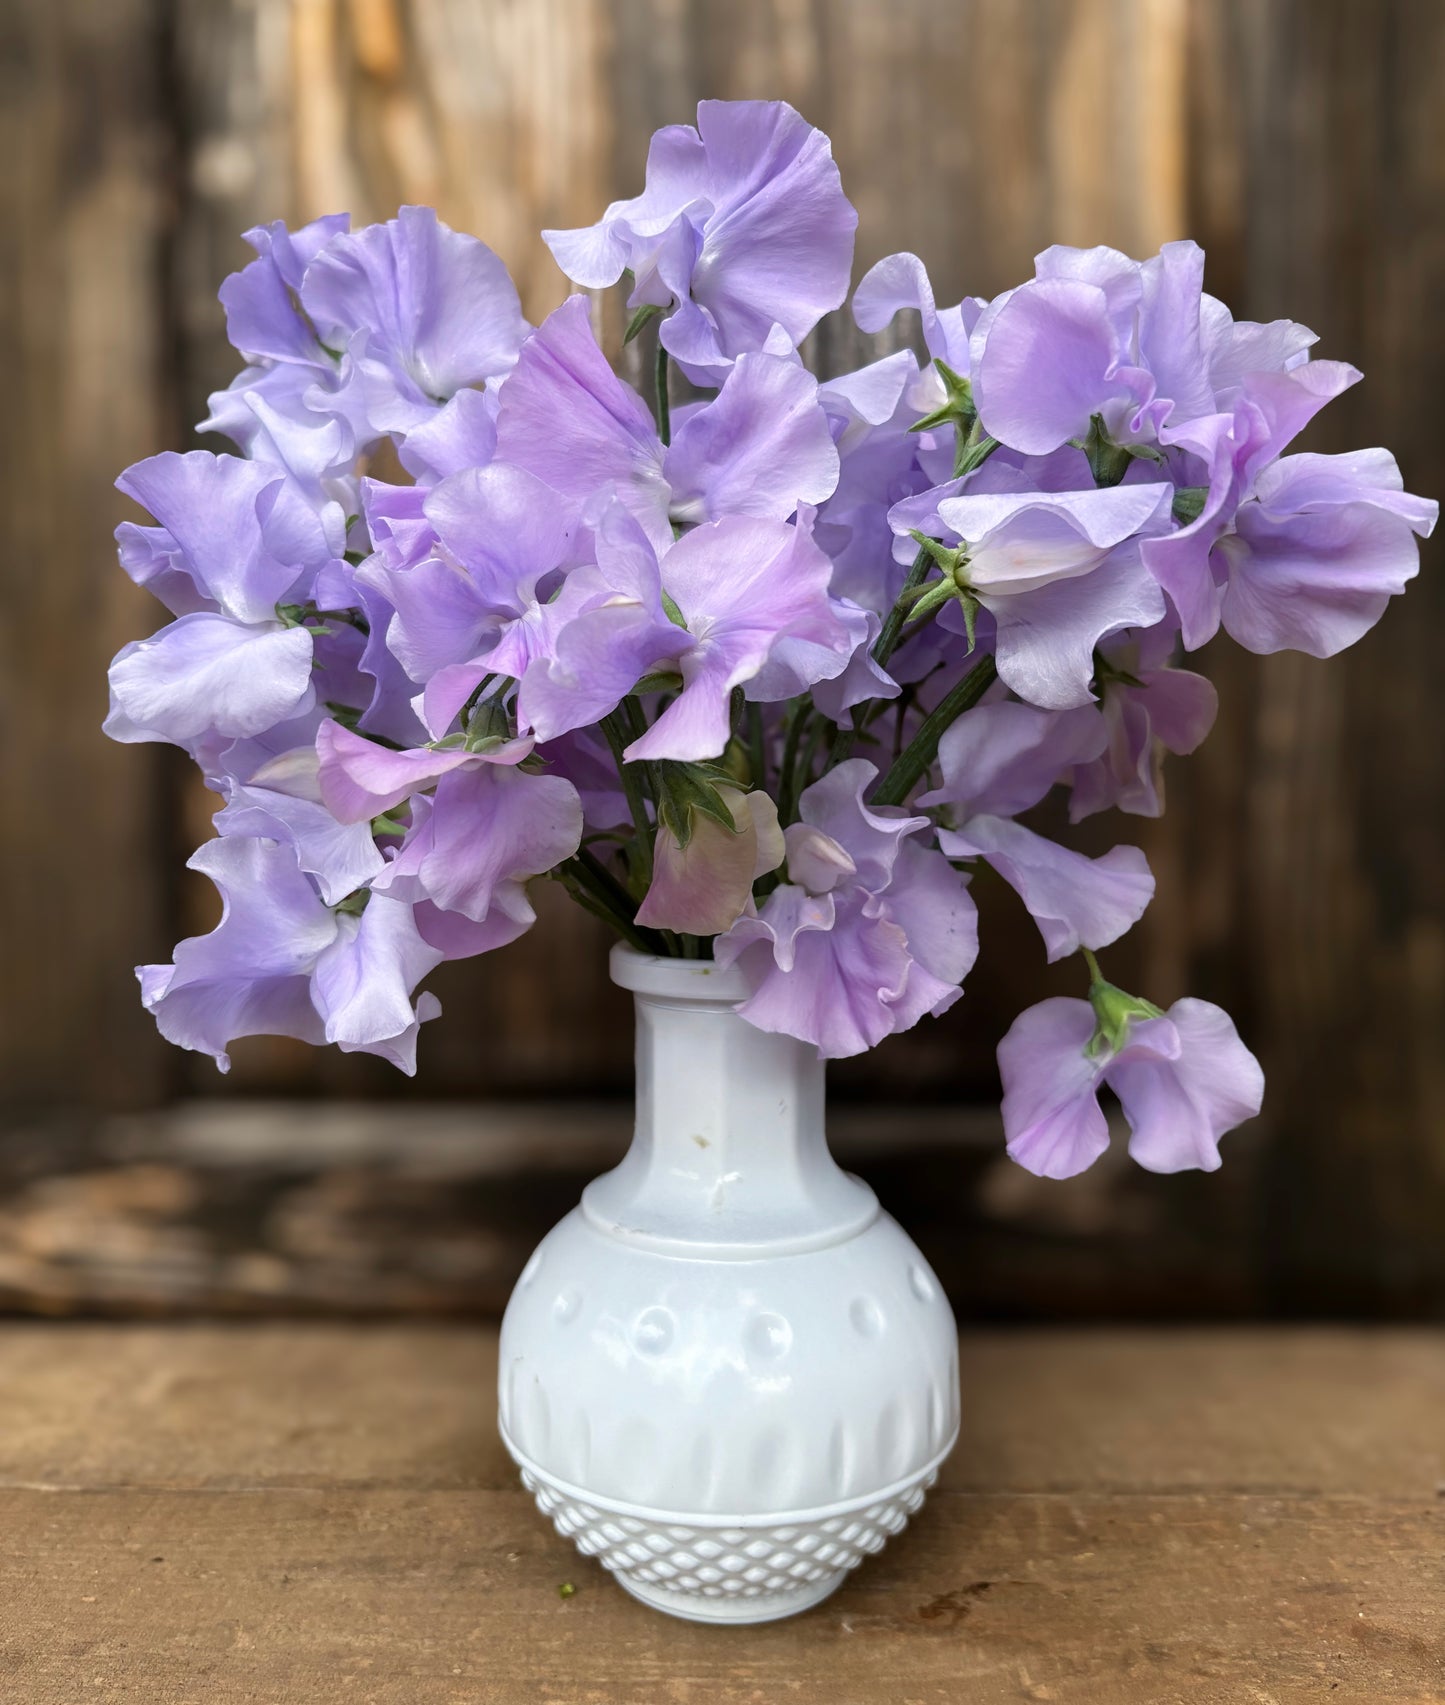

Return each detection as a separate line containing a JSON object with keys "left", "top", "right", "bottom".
{"left": 498, "top": 946, "right": 959, "bottom": 1624}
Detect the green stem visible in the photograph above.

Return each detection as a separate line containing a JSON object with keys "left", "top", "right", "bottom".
{"left": 556, "top": 866, "right": 657, "bottom": 955}
{"left": 601, "top": 710, "right": 654, "bottom": 889}
{"left": 746, "top": 700, "right": 766, "bottom": 791}
{"left": 874, "top": 545, "right": 931, "bottom": 670}
{"left": 1082, "top": 947, "right": 1104, "bottom": 986}
{"left": 871, "top": 655, "right": 998, "bottom": 807}
{"left": 564, "top": 849, "right": 665, "bottom": 955}
{"left": 655, "top": 344, "right": 671, "bottom": 446}
{"left": 776, "top": 702, "right": 809, "bottom": 824}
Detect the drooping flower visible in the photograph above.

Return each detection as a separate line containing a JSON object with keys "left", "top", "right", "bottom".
{"left": 139, "top": 833, "right": 442, "bottom": 1075}
{"left": 998, "top": 987, "right": 1263, "bottom": 1179}
{"left": 543, "top": 100, "right": 857, "bottom": 382}
{"left": 1067, "top": 624, "right": 1218, "bottom": 820}
{"left": 920, "top": 699, "right": 1155, "bottom": 960}
{"left": 715, "top": 760, "right": 977, "bottom": 1057}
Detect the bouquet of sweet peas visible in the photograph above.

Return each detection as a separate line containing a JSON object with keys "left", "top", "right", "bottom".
{"left": 106, "top": 100, "right": 1436, "bottom": 1180}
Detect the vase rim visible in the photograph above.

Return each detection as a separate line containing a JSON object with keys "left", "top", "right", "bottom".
{"left": 609, "top": 943, "right": 752, "bottom": 1003}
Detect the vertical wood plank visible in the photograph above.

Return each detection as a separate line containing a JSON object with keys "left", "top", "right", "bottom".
{"left": 0, "top": 0, "right": 175, "bottom": 1113}
{"left": 1184, "top": 0, "right": 1445, "bottom": 1309}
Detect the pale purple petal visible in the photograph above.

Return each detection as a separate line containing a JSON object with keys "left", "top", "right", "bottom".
{"left": 1107, "top": 999, "right": 1264, "bottom": 1172}
{"left": 108, "top": 615, "right": 314, "bottom": 744}
{"left": 988, "top": 545, "right": 1168, "bottom": 710}
{"left": 663, "top": 352, "right": 839, "bottom": 522}
{"left": 922, "top": 700, "right": 1107, "bottom": 818}
{"left": 316, "top": 718, "right": 524, "bottom": 823}
{"left": 117, "top": 452, "right": 306, "bottom": 624}
{"left": 301, "top": 205, "right": 527, "bottom": 401}
{"left": 493, "top": 295, "right": 668, "bottom": 539}
{"left": 219, "top": 213, "right": 349, "bottom": 364}
{"left": 998, "top": 997, "right": 1111, "bottom": 1180}
{"left": 972, "top": 278, "right": 1144, "bottom": 455}
{"left": 375, "top": 765, "right": 582, "bottom": 923}
{"left": 942, "top": 815, "right": 1154, "bottom": 960}
{"left": 311, "top": 894, "right": 444, "bottom": 1049}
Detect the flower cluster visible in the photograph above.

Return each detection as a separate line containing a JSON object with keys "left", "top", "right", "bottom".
{"left": 108, "top": 100, "right": 1436, "bottom": 1177}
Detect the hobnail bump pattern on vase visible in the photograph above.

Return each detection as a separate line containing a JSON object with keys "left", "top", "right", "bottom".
{"left": 511, "top": 1450, "right": 944, "bottom": 1624}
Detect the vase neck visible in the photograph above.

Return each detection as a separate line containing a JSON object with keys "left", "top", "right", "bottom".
{"left": 581, "top": 949, "right": 877, "bottom": 1258}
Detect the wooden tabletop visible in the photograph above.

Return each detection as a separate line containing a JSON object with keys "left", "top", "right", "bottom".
{"left": 1, "top": 1327, "right": 1441, "bottom": 1703}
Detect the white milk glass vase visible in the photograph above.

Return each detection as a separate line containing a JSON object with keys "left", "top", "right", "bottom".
{"left": 498, "top": 946, "right": 959, "bottom": 1624}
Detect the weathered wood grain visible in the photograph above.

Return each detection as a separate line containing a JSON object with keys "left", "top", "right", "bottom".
{"left": 0, "top": 1103, "right": 1259, "bottom": 1319}
{"left": 0, "top": 1325, "right": 1440, "bottom": 1498}
{"left": 0, "top": 1327, "right": 1441, "bottom": 1703}
{"left": 0, "top": 0, "right": 175, "bottom": 1114}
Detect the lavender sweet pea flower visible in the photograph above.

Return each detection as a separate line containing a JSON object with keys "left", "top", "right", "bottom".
{"left": 891, "top": 482, "right": 1171, "bottom": 709}
{"left": 362, "top": 463, "right": 577, "bottom": 737}
{"left": 853, "top": 252, "right": 983, "bottom": 374}
{"left": 215, "top": 744, "right": 386, "bottom": 905}
{"left": 300, "top": 206, "right": 528, "bottom": 435}
{"left": 1214, "top": 449, "right": 1438, "bottom": 657}
{"left": 544, "top": 101, "right": 857, "bottom": 383}
{"left": 219, "top": 213, "right": 351, "bottom": 365}
{"left": 715, "top": 761, "right": 978, "bottom": 1058}
{"left": 373, "top": 765, "right": 583, "bottom": 926}
{"left": 998, "top": 994, "right": 1263, "bottom": 1179}
{"left": 139, "top": 834, "right": 441, "bottom": 1075}
{"left": 507, "top": 505, "right": 689, "bottom": 744}
{"left": 105, "top": 452, "right": 339, "bottom": 749}
{"left": 1069, "top": 626, "right": 1217, "bottom": 820}
{"left": 494, "top": 296, "right": 838, "bottom": 547}
{"left": 1143, "top": 361, "right": 1363, "bottom": 648}
{"left": 623, "top": 513, "right": 859, "bottom": 762}
{"left": 922, "top": 700, "right": 1155, "bottom": 960}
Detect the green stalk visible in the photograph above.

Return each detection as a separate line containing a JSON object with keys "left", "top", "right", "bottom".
{"left": 655, "top": 344, "right": 671, "bottom": 446}
{"left": 870, "top": 655, "right": 998, "bottom": 806}
{"left": 601, "top": 710, "right": 655, "bottom": 889}
{"left": 746, "top": 700, "right": 766, "bottom": 791}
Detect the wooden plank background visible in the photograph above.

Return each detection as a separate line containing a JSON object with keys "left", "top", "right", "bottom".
{"left": 1, "top": 0, "right": 1441, "bottom": 1314}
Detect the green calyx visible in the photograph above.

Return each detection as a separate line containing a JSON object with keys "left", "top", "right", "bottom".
{"left": 624, "top": 302, "right": 663, "bottom": 344}
{"left": 909, "top": 359, "right": 975, "bottom": 433}
{"left": 651, "top": 759, "right": 741, "bottom": 851}
{"left": 334, "top": 888, "right": 371, "bottom": 918}
{"left": 905, "top": 530, "right": 981, "bottom": 650}
{"left": 1082, "top": 948, "right": 1164, "bottom": 1058}
{"left": 1171, "top": 485, "right": 1209, "bottom": 525}
{"left": 1070, "top": 413, "right": 1166, "bottom": 489}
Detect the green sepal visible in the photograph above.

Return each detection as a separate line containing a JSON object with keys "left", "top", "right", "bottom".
{"left": 1084, "top": 955, "right": 1165, "bottom": 1058}
{"left": 907, "top": 529, "right": 967, "bottom": 579}
{"left": 908, "top": 358, "right": 975, "bottom": 433}
{"left": 660, "top": 589, "right": 688, "bottom": 629}
{"left": 624, "top": 302, "right": 663, "bottom": 344}
{"left": 1171, "top": 485, "right": 1208, "bottom": 525}
{"left": 651, "top": 759, "right": 742, "bottom": 851}
{"left": 630, "top": 669, "right": 683, "bottom": 696}
{"left": 1075, "top": 414, "right": 1134, "bottom": 488}
{"left": 370, "top": 811, "right": 407, "bottom": 841}
{"left": 333, "top": 888, "right": 371, "bottom": 917}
